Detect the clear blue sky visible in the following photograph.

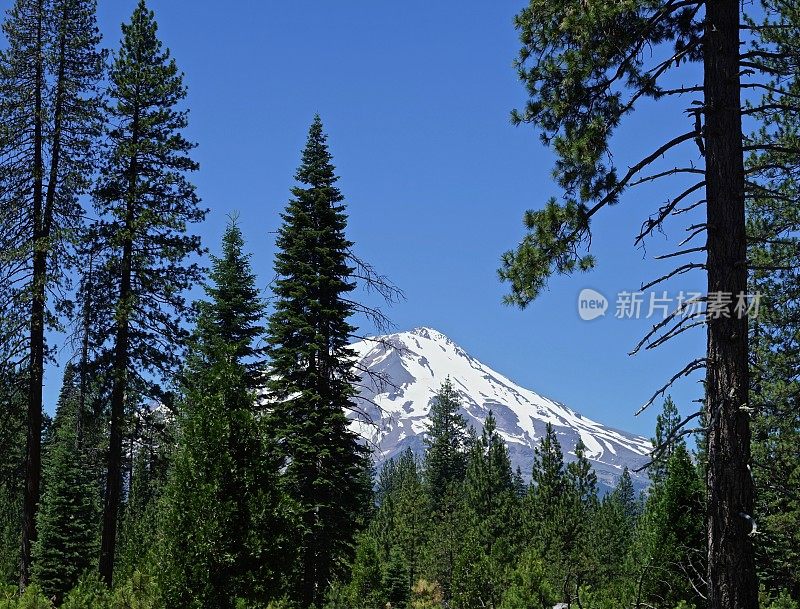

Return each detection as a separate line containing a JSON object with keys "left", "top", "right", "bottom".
{"left": 25, "top": 0, "right": 710, "bottom": 438}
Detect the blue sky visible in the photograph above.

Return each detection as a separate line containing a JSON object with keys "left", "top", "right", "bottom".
{"left": 25, "top": 0, "right": 712, "bottom": 438}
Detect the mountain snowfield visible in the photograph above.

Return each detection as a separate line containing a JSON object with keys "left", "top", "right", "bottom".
{"left": 349, "top": 327, "right": 653, "bottom": 491}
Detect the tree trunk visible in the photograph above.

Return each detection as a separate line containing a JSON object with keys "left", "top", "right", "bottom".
{"left": 703, "top": 0, "right": 758, "bottom": 607}
{"left": 99, "top": 145, "right": 138, "bottom": 586}
{"left": 20, "top": 0, "right": 46, "bottom": 588}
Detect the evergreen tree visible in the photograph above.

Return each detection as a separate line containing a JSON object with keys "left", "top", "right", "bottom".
{"left": 93, "top": 0, "right": 205, "bottom": 584}
{"left": 650, "top": 396, "right": 684, "bottom": 483}
{"left": 745, "top": 3, "right": 800, "bottom": 599}
{"left": 423, "top": 378, "right": 469, "bottom": 509}
{"left": 590, "top": 467, "right": 639, "bottom": 606}
{"left": 420, "top": 379, "right": 469, "bottom": 600}
{"left": 526, "top": 423, "right": 566, "bottom": 560}
{"left": 497, "top": 0, "right": 794, "bottom": 602}
{"left": 161, "top": 224, "right": 288, "bottom": 609}
{"left": 499, "top": 550, "right": 554, "bottom": 609}
{"left": 635, "top": 444, "right": 706, "bottom": 609}
{"left": 195, "top": 216, "right": 265, "bottom": 389}
{"left": 561, "top": 439, "right": 599, "bottom": 605}
{"left": 459, "top": 412, "right": 518, "bottom": 607}
{"left": 0, "top": 0, "right": 103, "bottom": 584}
{"left": 32, "top": 365, "right": 99, "bottom": 604}
{"left": 265, "top": 115, "right": 372, "bottom": 608}
{"left": 0, "top": 369, "right": 27, "bottom": 584}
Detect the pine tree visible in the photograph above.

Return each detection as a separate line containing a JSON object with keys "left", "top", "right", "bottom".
{"left": 745, "top": 2, "right": 800, "bottom": 599}
{"left": 195, "top": 216, "right": 265, "bottom": 389}
{"left": 423, "top": 378, "right": 469, "bottom": 509}
{"left": 161, "top": 224, "right": 288, "bottom": 609}
{"left": 265, "top": 116, "right": 372, "bottom": 608}
{"left": 32, "top": 365, "right": 99, "bottom": 604}
{"left": 650, "top": 396, "right": 684, "bottom": 483}
{"left": 635, "top": 444, "right": 706, "bottom": 608}
{"left": 0, "top": 0, "right": 103, "bottom": 584}
{"left": 497, "top": 0, "right": 789, "bottom": 603}
{"left": 93, "top": 0, "right": 205, "bottom": 584}
{"left": 420, "top": 379, "right": 469, "bottom": 600}
{"left": 561, "top": 440, "right": 599, "bottom": 605}
{"left": 460, "top": 411, "right": 518, "bottom": 607}
{"left": 590, "top": 467, "right": 639, "bottom": 605}
{"left": 526, "top": 423, "right": 566, "bottom": 556}
{"left": 499, "top": 550, "right": 554, "bottom": 609}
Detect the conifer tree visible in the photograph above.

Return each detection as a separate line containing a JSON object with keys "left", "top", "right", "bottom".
{"left": 32, "top": 365, "right": 99, "bottom": 604}
{"left": 161, "top": 222, "right": 287, "bottom": 608}
{"left": 497, "top": 0, "right": 797, "bottom": 603}
{"left": 92, "top": 0, "right": 205, "bottom": 584}
{"left": 265, "top": 116, "right": 371, "bottom": 608}
{"left": 591, "top": 468, "right": 639, "bottom": 605}
{"left": 745, "top": 3, "right": 800, "bottom": 598}
{"left": 195, "top": 216, "right": 265, "bottom": 388}
{"left": 635, "top": 444, "right": 706, "bottom": 608}
{"left": 423, "top": 378, "right": 469, "bottom": 509}
{"left": 0, "top": 0, "right": 103, "bottom": 584}
{"left": 421, "top": 379, "right": 469, "bottom": 600}
{"left": 650, "top": 396, "right": 684, "bottom": 483}
{"left": 0, "top": 370, "right": 26, "bottom": 584}
{"left": 526, "top": 423, "right": 566, "bottom": 554}
{"left": 559, "top": 440, "right": 599, "bottom": 605}
{"left": 460, "top": 412, "right": 518, "bottom": 607}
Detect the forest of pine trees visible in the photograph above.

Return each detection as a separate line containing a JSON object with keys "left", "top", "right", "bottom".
{"left": 0, "top": 0, "right": 798, "bottom": 608}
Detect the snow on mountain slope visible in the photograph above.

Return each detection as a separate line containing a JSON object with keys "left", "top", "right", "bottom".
{"left": 349, "top": 327, "right": 652, "bottom": 491}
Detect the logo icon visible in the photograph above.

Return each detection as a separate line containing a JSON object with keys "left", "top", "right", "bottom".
{"left": 578, "top": 288, "right": 608, "bottom": 321}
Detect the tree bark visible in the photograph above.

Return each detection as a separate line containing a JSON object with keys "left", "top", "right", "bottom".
{"left": 703, "top": 0, "right": 758, "bottom": 607}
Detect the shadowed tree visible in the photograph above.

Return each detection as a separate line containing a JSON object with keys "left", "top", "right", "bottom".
{"left": 266, "top": 116, "right": 372, "bottom": 608}
{"left": 0, "top": 0, "right": 103, "bottom": 585}
{"left": 497, "top": 0, "right": 800, "bottom": 605}
{"left": 92, "top": 0, "right": 205, "bottom": 585}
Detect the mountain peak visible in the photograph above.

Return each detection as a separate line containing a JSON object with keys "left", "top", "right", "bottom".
{"left": 350, "top": 327, "right": 652, "bottom": 491}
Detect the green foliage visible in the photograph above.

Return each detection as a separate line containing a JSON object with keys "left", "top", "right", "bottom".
{"left": 423, "top": 379, "right": 469, "bottom": 512}
{"left": 409, "top": 580, "right": 443, "bottom": 609}
{"left": 158, "top": 219, "right": 276, "bottom": 606}
{"left": 633, "top": 444, "right": 706, "bottom": 608}
{"left": 0, "top": 370, "right": 25, "bottom": 585}
{"left": 61, "top": 573, "right": 112, "bottom": 609}
{"left": 650, "top": 396, "right": 684, "bottom": 484}
{"left": 111, "top": 571, "right": 162, "bottom": 609}
{"left": 32, "top": 366, "right": 99, "bottom": 604}
{"left": 499, "top": 0, "right": 702, "bottom": 304}
{"left": 195, "top": 218, "right": 266, "bottom": 389}
{"left": 345, "top": 535, "right": 383, "bottom": 609}
{"left": 764, "top": 591, "right": 800, "bottom": 609}
{"left": 499, "top": 551, "right": 553, "bottom": 609}
{"left": 265, "top": 116, "right": 372, "bottom": 608}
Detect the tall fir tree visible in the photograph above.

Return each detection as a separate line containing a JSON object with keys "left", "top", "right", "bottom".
{"left": 266, "top": 116, "right": 372, "bottom": 608}
{"left": 195, "top": 216, "right": 265, "bottom": 389}
{"left": 32, "top": 365, "right": 99, "bottom": 604}
{"left": 161, "top": 221, "right": 289, "bottom": 608}
{"left": 92, "top": 0, "right": 205, "bottom": 584}
{"left": 421, "top": 379, "right": 469, "bottom": 601}
{"left": 423, "top": 378, "right": 469, "bottom": 509}
{"left": 650, "top": 396, "right": 684, "bottom": 483}
{"left": 456, "top": 411, "right": 518, "bottom": 607}
{"left": 0, "top": 0, "right": 103, "bottom": 584}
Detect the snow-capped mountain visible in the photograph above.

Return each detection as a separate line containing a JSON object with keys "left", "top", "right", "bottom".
{"left": 349, "top": 327, "right": 652, "bottom": 491}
